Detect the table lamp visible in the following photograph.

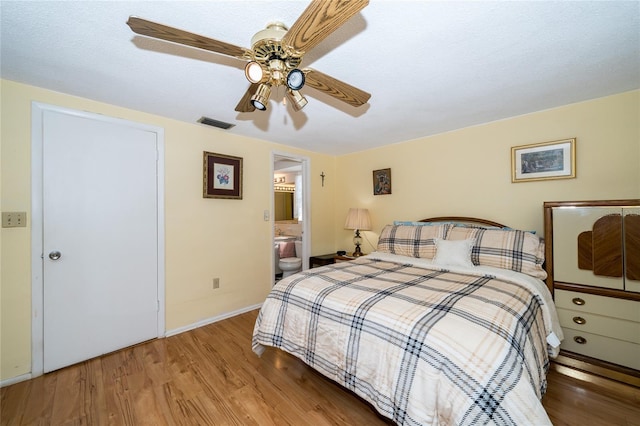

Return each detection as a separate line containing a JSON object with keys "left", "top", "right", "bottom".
{"left": 344, "top": 208, "right": 372, "bottom": 257}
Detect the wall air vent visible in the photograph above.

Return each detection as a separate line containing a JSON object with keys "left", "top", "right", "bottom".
{"left": 197, "top": 116, "right": 235, "bottom": 130}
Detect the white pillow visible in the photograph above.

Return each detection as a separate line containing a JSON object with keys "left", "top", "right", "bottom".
{"left": 433, "top": 238, "right": 475, "bottom": 268}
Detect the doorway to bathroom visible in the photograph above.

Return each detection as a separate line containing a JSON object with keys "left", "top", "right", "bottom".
{"left": 272, "top": 151, "right": 310, "bottom": 284}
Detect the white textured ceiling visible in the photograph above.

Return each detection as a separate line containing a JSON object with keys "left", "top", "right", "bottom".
{"left": 1, "top": 1, "right": 639, "bottom": 155}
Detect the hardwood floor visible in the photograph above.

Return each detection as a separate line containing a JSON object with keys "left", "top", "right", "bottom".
{"left": 2, "top": 310, "right": 639, "bottom": 425}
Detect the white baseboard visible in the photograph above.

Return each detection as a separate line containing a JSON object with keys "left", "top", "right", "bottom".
{"left": 1, "top": 373, "right": 32, "bottom": 388}
{"left": 165, "top": 303, "right": 262, "bottom": 337}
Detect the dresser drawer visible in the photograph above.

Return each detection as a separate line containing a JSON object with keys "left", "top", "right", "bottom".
{"left": 561, "top": 328, "right": 640, "bottom": 370}
{"left": 557, "top": 308, "right": 640, "bottom": 344}
{"left": 555, "top": 290, "right": 640, "bottom": 322}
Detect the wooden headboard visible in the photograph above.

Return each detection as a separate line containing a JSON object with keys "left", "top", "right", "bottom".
{"left": 419, "top": 216, "right": 508, "bottom": 228}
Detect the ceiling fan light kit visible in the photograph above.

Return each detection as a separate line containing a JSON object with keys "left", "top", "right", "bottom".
{"left": 126, "top": 0, "right": 371, "bottom": 114}
{"left": 244, "top": 61, "right": 265, "bottom": 84}
{"left": 286, "top": 89, "right": 308, "bottom": 112}
{"left": 251, "top": 83, "right": 271, "bottom": 111}
{"left": 286, "top": 69, "right": 305, "bottom": 91}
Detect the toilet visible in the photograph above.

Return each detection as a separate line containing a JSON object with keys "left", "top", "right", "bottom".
{"left": 278, "top": 240, "right": 302, "bottom": 278}
{"left": 274, "top": 244, "right": 282, "bottom": 275}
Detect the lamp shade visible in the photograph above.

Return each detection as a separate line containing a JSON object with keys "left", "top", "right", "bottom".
{"left": 344, "top": 208, "right": 372, "bottom": 231}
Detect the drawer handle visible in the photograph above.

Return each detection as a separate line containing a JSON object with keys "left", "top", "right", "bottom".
{"left": 572, "top": 297, "right": 586, "bottom": 306}
{"left": 574, "top": 336, "right": 587, "bottom": 345}
{"left": 573, "top": 316, "right": 586, "bottom": 325}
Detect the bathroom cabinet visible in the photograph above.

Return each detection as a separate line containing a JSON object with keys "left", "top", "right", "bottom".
{"left": 544, "top": 199, "right": 640, "bottom": 386}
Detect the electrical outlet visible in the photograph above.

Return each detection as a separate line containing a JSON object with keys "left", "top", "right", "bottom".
{"left": 2, "top": 212, "right": 27, "bottom": 228}
{"left": 212, "top": 278, "right": 220, "bottom": 289}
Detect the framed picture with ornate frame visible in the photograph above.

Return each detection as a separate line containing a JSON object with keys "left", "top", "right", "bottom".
{"left": 373, "top": 168, "right": 392, "bottom": 195}
{"left": 203, "top": 151, "right": 243, "bottom": 199}
{"left": 511, "top": 138, "right": 576, "bottom": 183}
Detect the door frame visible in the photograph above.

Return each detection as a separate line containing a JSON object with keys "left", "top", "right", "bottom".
{"left": 30, "top": 102, "right": 166, "bottom": 377}
{"left": 271, "top": 150, "right": 311, "bottom": 284}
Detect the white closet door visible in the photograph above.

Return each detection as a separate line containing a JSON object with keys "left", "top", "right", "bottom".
{"left": 42, "top": 109, "right": 159, "bottom": 372}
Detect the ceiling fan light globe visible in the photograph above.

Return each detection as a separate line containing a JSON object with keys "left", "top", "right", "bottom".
{"left": 244, "top": 61, "right": 264, "bottom": 83}
{"left": 251, "top": 83, "right": 271, "bottom": 111}
{"left": 286, "top": 89, "right": 308, "bottom": 111}
{"left": 286, "top": 69, "right": 305, "bottom": 90}
{"left": 251, "top": 100, "right": 267, "bottom": 111}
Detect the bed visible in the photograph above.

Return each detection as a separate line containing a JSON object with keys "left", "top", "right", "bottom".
{"left": 252, "top": 217, "right": 563, "bottom": 425}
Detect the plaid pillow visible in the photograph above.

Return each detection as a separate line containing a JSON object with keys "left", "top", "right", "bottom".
{"left": 446, "top": 226, "right": 547, "bottom": 279}
{"left": 377, "top": 224, "right": 451, "bottom": 259}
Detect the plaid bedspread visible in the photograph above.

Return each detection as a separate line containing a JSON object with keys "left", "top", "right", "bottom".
{"left": 253, "top": 255, "right": 557, "bottom": 425}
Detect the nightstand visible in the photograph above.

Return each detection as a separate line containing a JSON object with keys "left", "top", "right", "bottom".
{"left": 334, "top": 255, "right": 356, "bottom": 263}
{"left": 309, "top": 254, "right": 357, "bottom": 268}
{"left": 309, "top": 254, "right": 336, "bottom": 268}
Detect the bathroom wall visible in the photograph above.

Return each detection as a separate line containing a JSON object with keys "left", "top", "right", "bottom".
{"left": 274, "top": 222, "right": 302, "bottom": 237}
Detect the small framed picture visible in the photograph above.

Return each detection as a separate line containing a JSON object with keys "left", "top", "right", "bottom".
{"left": 203, "top": 151, "right": 243, "bottom": 199}
{"left": 511, "top": 138, "right": 576, "bottom": 183}
{"left": 373, "top": 168, "right": 392, "bottom": 195}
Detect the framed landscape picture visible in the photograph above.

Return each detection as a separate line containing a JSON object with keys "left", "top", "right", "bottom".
{"left": 511, "top": 138, "right": 576, "bottom": 183}
{"left": 203, "top": 151, "right": 243, "bottom": 199}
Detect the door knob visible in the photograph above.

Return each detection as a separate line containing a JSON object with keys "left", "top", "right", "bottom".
{"left": 49, "top": 251, "right": 62, "bottom": 260}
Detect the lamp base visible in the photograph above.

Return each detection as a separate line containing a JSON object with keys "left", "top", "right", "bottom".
{"left": 352, "top": 244, "right": 365, "bottom": 257}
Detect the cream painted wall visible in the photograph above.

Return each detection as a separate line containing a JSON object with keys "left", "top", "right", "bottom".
{"left": 0, "top": 79, "right": 335, "bottom": 382}
{"left": 2, "top": 80, "right": 638, "bottom": 383}
{"left": 335, "top": 91, "right": 640, "bottom": 253}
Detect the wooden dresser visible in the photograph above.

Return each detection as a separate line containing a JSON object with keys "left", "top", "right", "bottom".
{"left": 544, "top": 200, "right": 640, "bottom": 386}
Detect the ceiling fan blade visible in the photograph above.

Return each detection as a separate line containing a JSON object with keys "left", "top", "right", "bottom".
{"left": 282, "top": 0, "right": 369, "bottom": 55}
{"left": 304, "top": 69, "right": 370, "bottom": 107}
{"left": 127, "top": 16, "right": 251, "bottom": 60}
{"left": 235, "top": 84, "right": 258, "bottom": 113}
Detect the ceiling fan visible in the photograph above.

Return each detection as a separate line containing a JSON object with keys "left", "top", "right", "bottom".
{"left": 127, "top": 0, "right": 371, "bottom": 113}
